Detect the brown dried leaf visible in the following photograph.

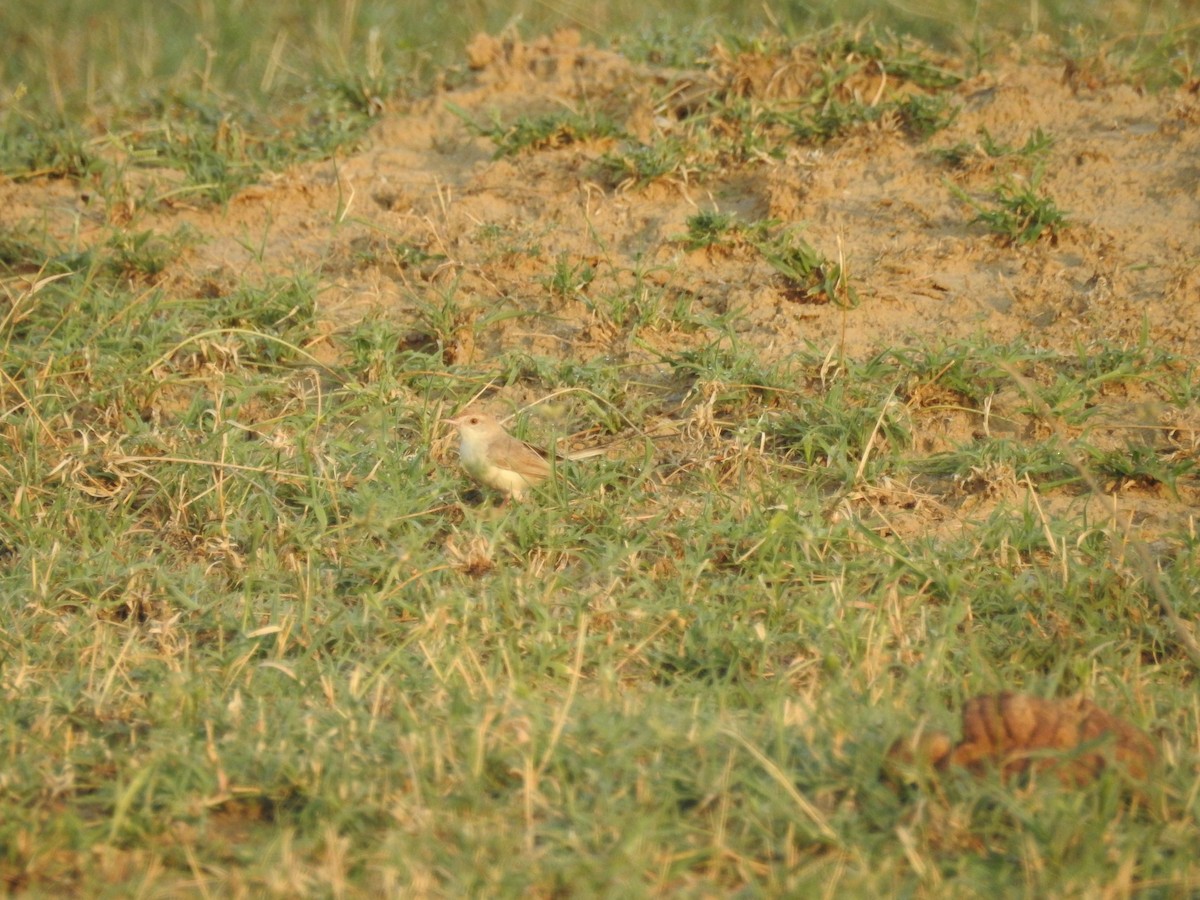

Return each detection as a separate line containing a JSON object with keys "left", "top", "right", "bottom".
{"left": 886, "top": 692, "right": 1157, "bottom": 786}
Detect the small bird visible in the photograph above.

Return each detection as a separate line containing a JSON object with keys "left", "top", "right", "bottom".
{"left": 444, "top": 411, "right": 554, "bottom": 501}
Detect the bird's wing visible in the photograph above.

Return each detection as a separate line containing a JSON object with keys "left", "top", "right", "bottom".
{"left": 491, "top": 438, "right": 552, "bottom": 478}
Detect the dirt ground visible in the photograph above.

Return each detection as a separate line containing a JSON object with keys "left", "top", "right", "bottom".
{"left": 12, "top": 29, "right": 1200, "bottom": 355}
{"left": 273, "top": 35, "right": 1193, "bottom": 360}
{"left": 6, "top": 29, "right": 1199, "bottom": 533}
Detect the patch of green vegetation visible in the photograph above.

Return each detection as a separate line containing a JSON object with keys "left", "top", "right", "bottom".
{"left": 935, "top": 126, "right": 1055, "bottom": 168}
{"left": 1, "top": 221, "right": 199, "bottom": 283}
{"left": 473, "top": 221, "right": 545, "bottom": 261}
{"left": 773, "top": 384, "right": 911, "bottom": 470}
{"left": 893, "top": 92, "right": 959, "bottom": 138}
{"left": 785, "top": 90, "right": 958, "bottom": 143}
{"left": 788, "top": 98, "right": 883, "bottom": 142}
{"left": 0, "top": 94, "right": 375, "bottom": 206}
{"left": 949, "top": 167, "right": 1070, "bottom": 245}
{"left": 669, "top": 214, "right": 856, "bottom": 306}
{"left": 752, "top": 229, "right": 858, "bottom": 306}
{"left": 615, "top": 24, "right": 721, "bottom": 67}
{"left": 0, "top": 115, "right": 93, "bottom": 179}
{"left": 1086, "top": 442, "right": 1196, "bottom": 493}
{"left": 836, "top": 33, "right": 964, "bottom": 89}
{"left": 543, "top": 252, "right": 598, "bottom": 300}
{"left": 131, "top": 93, "right": 375, "bottom": 204}
{"left": 453, "top": 105, "right": 624, "bottom": 158}
{"left": 911, "top": 438, "right": 1077, "bottom": 483}
{"left": 716, "top": 29, "right": 962, "bottom": 144}
{"left": 348, "top": 233, "right": 443, "bottom": 272}
{"left": 104, "top": 226, "right": 200, "bottom": 281}
{"left": 595, "top": 138, "right": 713, "bottom": 189}
{"left": 1058, "top": 18, "right": 1200, "bottom": 90}
{"left": 680, "top": 210, "right": 738, "bottom": 250}
{"left": 675, "top": 210, "right": 750, "bottom": 250}
{"left": 0, "top": 224, "right": 71, "bottom": 275}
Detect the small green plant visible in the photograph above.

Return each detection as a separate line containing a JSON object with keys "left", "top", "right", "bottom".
{"left": 1010, "top": 127, "right": 1055, "bottom": 157}
{"left": 0, "top": 116, "right": 92, "bottom": 179}
{"left": 0, "top": 224, "right": 69, "bottom": 274}
{"left": 950, "top": 168, "right": 1069, "bottom": 245}
{"left": 837, "top": 34, "right": 963, "bottom": 89}
{"left": 787, "top": 93, "right": 957, "bottom": 143}
{"left": 1086, "top": 443, "right": 1195, "bottom": 492}
{"left": 893, "top": 93, "right": 958, "bottom": 138}
{"left": 320, "top": 26, "right": 409, "bottom": 118}
{"left": 472, "top": 221, "right": 544, "bottom": 261}
{"left": 475, "top": 223, "right": 506, "bottom": 243}
{"left": 104, "top": 227, "right": 198, "bottom": 281}
{"left": 594, "top": 139, "right": 709, "bottom": 189}
{"left": 788, "top": 98, "right": 882, "bottom": 142}
{"left": 601, "top": 284, "right": 671, "bottom": 334}
{"left": 935, "top": 127, "right": 1054, "bottom": 168}
{"left": 672, "top": 210, "right": 774, "bottom": 253}
{"left": 543, "top": 253, "right": 597, "bottom": 299}
{"left": 614, "top": 26, "right": 716, "bottom": 68}
{"left": 680, "top": 211, "right": 737, "bottom": 250}
{"left": 450, "top": 104, "right": 623, "bottom": 157}
{"left": 671, "top": 215, "right": 856, "bottom": 303}
{"left": 752, "top": 230, "right": 858, "bottom": 306}
{"left": 348, "top": 235, "right": 442, "bottom": 271}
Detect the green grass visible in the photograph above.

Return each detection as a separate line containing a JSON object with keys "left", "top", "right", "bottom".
{"left": 948, "top": 166, "right": 1071, "bottom": 246}
{"left": 2, "top": 1, "right": 1200, "bottom": 895}
{"left": 454, "top": 107, "right": 625, "bottom": 158}
{"left": 934, "top": 126, "right": 1055, "bottom": 169}
{"left": 4, "top": 252, "right": 1198, "bottom": 893}
{"left": 672, "top": 214, "right": 856, "bottom": 305}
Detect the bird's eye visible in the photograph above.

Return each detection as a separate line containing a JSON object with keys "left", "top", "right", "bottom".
{"left": 469, "top": 416, "right": 480, "bottom": 424}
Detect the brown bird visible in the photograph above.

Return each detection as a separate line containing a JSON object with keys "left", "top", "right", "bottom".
{"left": 444, "top": 412, "right": 554, "bottom": 500}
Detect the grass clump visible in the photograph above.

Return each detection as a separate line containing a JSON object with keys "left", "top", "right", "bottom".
{"left": 680, "top": 210, "right": 739, "bottom": 250}
{"left": 595, "top": 138, "right": 713, "bottom": 189}
{"left": 753, "top": 229, "right": 857, "bottom": 306}
{"left": 454, "top": 106, "right": 624, "bottom": 157}
{"left": 934, "top": 126, "right": 1055, "bottom": 169}
{"left": 0, "top": 115, "right": 93, "bottom": 179}
{"left": 672, "top": 213, "right": 855, "bottom": 305}
{"left": 949, "top": 167, "right": 1070, "bottom": 245}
